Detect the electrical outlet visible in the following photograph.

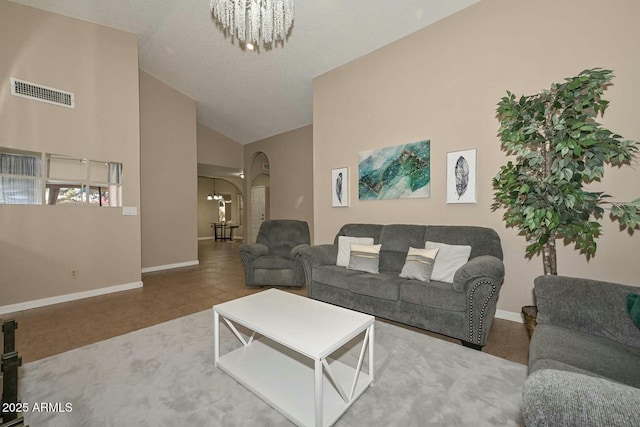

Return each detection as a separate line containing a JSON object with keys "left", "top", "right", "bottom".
{"left": 70, "top": 268, "right": 78, "bottom": 279}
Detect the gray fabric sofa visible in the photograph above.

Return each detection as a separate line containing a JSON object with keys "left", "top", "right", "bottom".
{"left": 240, "top": 220, "right": 310, "bottom": 287}
{"left": 523, "top": 275, "right": 640, "bottom": 426}
{"left": 299, "top": 223, "right": 505, "bottom": 349}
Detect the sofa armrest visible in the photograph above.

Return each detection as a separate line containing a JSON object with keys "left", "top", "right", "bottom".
{"left": 534, "top": 275, "right": 640, "bottom": 348}
{"left": 299, "top": 245, "right": 338, "bottom": 299}
{"left": 239, "top": 243, "right": 269, "bottom": 259}
{"left": 453, "top": 255, "right": 505, "bottom": 346}
{"left": 523, "top": 369, "right": 640, "bottom": 427}
{"left": 290, "top": 243, "right": 310, "bottom": 259}
{"left": 299, "top": 244, "right": 338, "bottom": 266}
{"left": 452, "top": 255, "right": 505, "bottom": 293}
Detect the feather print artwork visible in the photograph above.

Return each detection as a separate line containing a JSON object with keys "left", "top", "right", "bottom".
{"left": 455, "top": 156, "right": 469, "bottom": 199}
{"left": 336, "top": 172, "right": 343, "bottom": 204}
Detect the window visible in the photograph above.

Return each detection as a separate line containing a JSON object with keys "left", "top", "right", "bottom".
{"left": 0, "top": 149, "right": 43, "bottom": 205}
{"left": 46, "top": 155, "right": 85, "bottom": 205}
{"left": 88, "top": 161, "right": 122, "bottom": 207}
{"left": 0, "top": 147, "right": 123, "bottom": 207}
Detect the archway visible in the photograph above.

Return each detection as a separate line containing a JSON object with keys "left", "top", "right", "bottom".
{"left": 247, "top": 152, "right": 270, "bottom": 243}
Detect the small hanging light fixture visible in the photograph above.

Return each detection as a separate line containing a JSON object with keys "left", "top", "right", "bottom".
{"left": 207, "top": 178, "right": 224, "bottom": 201}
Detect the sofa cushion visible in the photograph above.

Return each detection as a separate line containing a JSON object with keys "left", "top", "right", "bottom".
{"left": 347, "top": 243, "right": 381, "bottom": 274}
{"left": 253, "top": 255, "right": 292, "bottom": 270}
{"left": 529, "top": 324, "right": 640, "bottom": 388}
{"left": 399, "top": 280, "right": 467, "bottom": 311}
{"left": 399, "top": 247, "right": 439, "bottom": 281}
{"left": 424, "top": 225, "right": 503, "bottom": 260}
{"left": 426, "top": 241, "right": 471, "bottom": 283}
{"left": 337, "top": 236, "right": 374, "bottom": 267}
{"left": 312, "top": 265, "right": 360, "bottom": 290}
{"left": 379, "top": 224, "right": 428, "bottom": 273}
{"left": 348, "top": 272, "right": 402, "bottom": 301}
{"left": 334, "top": 224, "right": 384, "bottom": 244}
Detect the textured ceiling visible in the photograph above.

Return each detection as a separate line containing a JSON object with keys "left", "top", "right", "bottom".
{"left": 10, "top": 0, "right": 479, "bottom": 144}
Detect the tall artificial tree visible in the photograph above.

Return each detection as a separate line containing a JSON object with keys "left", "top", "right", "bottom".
{"left": 492, "top": 68, "right": 640, "bottom": 276}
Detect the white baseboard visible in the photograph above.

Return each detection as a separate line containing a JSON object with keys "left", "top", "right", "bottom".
{"left": 0, "top": 281, "right": 143, "bottom": 315}
{"left": 197, "top": 237, "right": 212, "bottom": 241}
{"left": 495, "top": 309, "right": 523, "bottom": 323}
{"left": 141, "top": 260, "right": 199, "bottom": 273}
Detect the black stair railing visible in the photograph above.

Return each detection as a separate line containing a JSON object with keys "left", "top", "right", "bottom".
{"left": 1, "top": 319, "right": 27, "bottom": 427}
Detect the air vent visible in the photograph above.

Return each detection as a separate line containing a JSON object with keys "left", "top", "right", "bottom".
{"left": 10, "top": 78, "right": 75, "bottom": 108}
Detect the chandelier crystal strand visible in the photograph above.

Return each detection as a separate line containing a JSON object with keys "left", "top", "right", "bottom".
{"left": 262, "top": 0, "right": 273, "bottom": 45}
{"left": 249, "top": 0, "right": 260, "bottom": 44}
{"left": 235, "top": 0, "right": 245, "bottom": 42}
{"left": 210, "top": 0, "right": 294, "bottom": 48}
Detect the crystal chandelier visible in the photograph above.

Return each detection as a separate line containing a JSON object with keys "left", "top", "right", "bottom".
{"left": 210, "top": 0, "right": 295, "bottom": 50}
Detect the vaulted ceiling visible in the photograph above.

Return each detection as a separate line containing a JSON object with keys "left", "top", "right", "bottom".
{"left": 11, "top": 0, "right": 479, "bottom": 144}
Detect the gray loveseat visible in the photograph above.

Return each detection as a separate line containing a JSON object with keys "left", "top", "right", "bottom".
{"left": 523, "top": 275, "right": 640, "bottom": 426}
{"left": 299, "top": 223, "right": 505, "bottom": 349}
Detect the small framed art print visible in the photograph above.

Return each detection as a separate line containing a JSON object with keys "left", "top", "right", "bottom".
{"left": 446, "top": 149, "right": 477, "bottom": 204}
{"left": 332, "top": 167, "right": 349, "bottom": 207}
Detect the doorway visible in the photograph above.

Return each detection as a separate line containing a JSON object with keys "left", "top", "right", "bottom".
{"left": 196, "top": 164, "right": 245, "bottom": 242}
{"left": 247, "top": 152, "right": 270, "bottom": 243}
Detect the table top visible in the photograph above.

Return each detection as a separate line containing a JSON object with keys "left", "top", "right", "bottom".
{"left": 214, "top": 289, "right": 374, "bottom": 359}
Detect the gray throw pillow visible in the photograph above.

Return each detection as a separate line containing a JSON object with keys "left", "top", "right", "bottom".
{"left": 399, "top": 247, "right": 439, "bottom": 281}
{"left": 425, "top": 241, "right": 472, "bottom": 283}
{"left": 347, "top": 243, "right": 381, "bottom": 274}
{"left": 337, "top": 236, "right": 374, "bottom": 266}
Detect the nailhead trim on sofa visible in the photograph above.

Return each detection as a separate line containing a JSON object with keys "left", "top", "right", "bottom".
{"left": 468, "top": 280, "right": 497, "bottom": 344}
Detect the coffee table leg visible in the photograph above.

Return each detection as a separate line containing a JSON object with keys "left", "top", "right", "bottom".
{"left": 315, "top": 358, "right": 323, "bottom": 427}
{"left": 369, "top": 323, "right": 375, "bottom": 384}
{"left": 213, "top": 310, "right": 220, "bottom": 367}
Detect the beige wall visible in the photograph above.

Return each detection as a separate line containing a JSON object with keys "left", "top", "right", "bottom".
{"left": 244, "top": 125, "right": 314, "bottom": 242}
{"left": 0, "top": 1, "right": 141, "bottom": 307}
{"left": 140, "top": 71, "right": 198, "bottom": 269}
{"left": 197, "top": 123, "right": 243, "bottom": 170}
{"left": 313, "top": 0, "right": 640, "bottom": 313}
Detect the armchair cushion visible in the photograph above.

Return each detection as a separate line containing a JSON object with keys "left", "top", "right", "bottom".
{"left": 529, "top": 324, "right": 640, "bottom": 388}
{"left": 253, "top": 255, "right": 293, "bottom": 270}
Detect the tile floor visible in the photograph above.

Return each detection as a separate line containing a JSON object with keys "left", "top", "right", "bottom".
{"left": 2, "top": 240, "right": 530, "bottom": 365}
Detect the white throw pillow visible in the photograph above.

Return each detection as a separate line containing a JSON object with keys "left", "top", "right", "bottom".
{"left": 425, "top": 241, "right": 472, "bottom": 283}
{"left": 337, "top": 236, "right": 374, "bottom": 267}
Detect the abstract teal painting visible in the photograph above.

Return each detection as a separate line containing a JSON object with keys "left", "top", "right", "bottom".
{"left": 358, "top": 140, "right": 430, "bottom": 200}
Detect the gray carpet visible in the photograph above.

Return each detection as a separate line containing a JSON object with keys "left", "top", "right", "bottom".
{"left": 20, "top": 310, "right": 526, "bottom": 426}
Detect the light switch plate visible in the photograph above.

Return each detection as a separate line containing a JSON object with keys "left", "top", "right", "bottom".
{"left": 122, "top": 206, "right": 138, "bottom": 216}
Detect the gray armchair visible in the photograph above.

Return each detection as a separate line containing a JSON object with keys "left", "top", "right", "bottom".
{"left": 523, "top": 275, "right": 640, "bottom": 426}
{"left": 240, "top": 220, "right": 310, "bottom": 287}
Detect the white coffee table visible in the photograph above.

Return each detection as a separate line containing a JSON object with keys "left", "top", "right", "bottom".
{"left": 213, "top": 288, "right": 375, "bottom": 427}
